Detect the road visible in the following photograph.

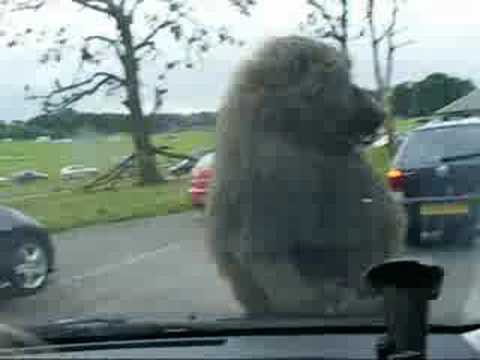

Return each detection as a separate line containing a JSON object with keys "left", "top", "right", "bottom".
{"left": 0, "top": 212, "right": 479, "bottom": 326}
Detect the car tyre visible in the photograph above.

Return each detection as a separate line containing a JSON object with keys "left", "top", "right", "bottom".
{"left": 8, "top": 235, "right": 51, "bottom": 297}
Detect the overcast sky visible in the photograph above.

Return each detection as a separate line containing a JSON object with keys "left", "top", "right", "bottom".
{"left": 0, "top": 0, "right": 479, "bottom": 121}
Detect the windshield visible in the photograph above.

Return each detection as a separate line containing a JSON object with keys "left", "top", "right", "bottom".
{"left": 0, "top": 0, "right": 479, "bottom": 335}
{"left": 395, "top": 125, "right": 480, "bottom": 168}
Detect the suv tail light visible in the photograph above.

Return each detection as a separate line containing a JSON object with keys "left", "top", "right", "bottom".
{"left": 387, "top": 168, "right": 406, "bottom": 193}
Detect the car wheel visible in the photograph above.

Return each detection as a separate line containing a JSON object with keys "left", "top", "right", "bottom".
{"left": 9, "top": 236, "right": 50, "bottom": 296}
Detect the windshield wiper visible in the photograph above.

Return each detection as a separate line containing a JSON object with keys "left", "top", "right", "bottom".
{"left": 441, "top": 152, "right": 480, "bottom": 163}
{"left": 25, "top": 312, "right": 396, "bottom": 346}
{"left": 25, "top": 313, "right": 205, "bottom": 344}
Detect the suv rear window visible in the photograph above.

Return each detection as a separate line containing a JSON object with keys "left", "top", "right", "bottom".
{"left": 394, "top": 125, "right": 480, "bottom": 169}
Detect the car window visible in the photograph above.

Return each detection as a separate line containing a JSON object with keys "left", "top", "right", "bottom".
{"left": 395, "top": 125, "right": 480, "bottom": 168}
{"left": 0, "top": 0, "right": 479, "bottom": 339}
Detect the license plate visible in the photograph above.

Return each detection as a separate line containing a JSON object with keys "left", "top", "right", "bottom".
{"left": 420, "top": 202, "right": 469, "bottom": 216}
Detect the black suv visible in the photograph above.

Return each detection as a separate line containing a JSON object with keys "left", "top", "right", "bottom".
{"left": 389, "top": 118, "right": 480, "bottom": 246}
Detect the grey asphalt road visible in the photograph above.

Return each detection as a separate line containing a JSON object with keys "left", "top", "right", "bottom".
{"left": 0, "top": 212, "right": 479, "bottom": 326}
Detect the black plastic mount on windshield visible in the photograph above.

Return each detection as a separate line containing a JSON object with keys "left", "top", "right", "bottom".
{"left": 365, "top": 259, "right": 445, "bottom": 360}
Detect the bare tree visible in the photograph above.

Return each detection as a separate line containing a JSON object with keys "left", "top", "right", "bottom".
{"left": 5, "top": 0, "right": 245, "bottom": 185}
{"left": 300, "top": 0, "right": 364, "bottom": 65}
{"left": 366, "top": 0, "right": 412, "bottom": 157}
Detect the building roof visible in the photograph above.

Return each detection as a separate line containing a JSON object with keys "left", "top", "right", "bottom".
{"left": 435, "top": 89, "right": 480, "bottom": 115}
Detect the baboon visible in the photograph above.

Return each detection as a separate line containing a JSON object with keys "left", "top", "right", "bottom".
{"left": 206, "top": 35, "right": 407, "bottom": 317}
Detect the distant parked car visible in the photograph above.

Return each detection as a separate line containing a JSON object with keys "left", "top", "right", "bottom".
{"left": 189, "top": 152, "right": 215, "bottom": 207}
{"left": 51, "top": 138, "right": 73, "bottom": 144}
{"left": 60, "top": 165, "right": 99, "bottom": 180}
{"left": 168, "top": 149, "right": 214, "bottom": 178}
{"left": 168, "top": 158, "right": 197, "bottom": 177}
{"left": 34, "top": 136, "right": 51, "bottom": 143}
{"left": 11, "top": 170, "right": 48, "bottom": 183}
{"left": 0, "top": 206, "right": 55, "bottom": 297}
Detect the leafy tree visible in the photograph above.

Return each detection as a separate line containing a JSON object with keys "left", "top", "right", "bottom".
{"left": 392, "top": 73, "right": 476, "bottom": 117}
{"left": 3, "top": 0, "right": 246, "bottom": 184}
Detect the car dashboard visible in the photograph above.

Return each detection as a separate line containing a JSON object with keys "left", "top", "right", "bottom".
{"left": 3, "top": 329, "right": 480, "bottom": 359}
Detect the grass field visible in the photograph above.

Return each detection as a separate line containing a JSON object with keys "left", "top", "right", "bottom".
{"left": 395, "top": 116, "right": 426, "bottom": 134}
{"left": 0, "top": 130, "right": 215, "bottom": 232}
{"left": 5, "top": 180, "right": 193, "bottom": 232}
{"left": 0, "top": 118, "right": 420, "bottom": 233}
{"left": 0, "top": 130, "right": 216, "bottom": 199}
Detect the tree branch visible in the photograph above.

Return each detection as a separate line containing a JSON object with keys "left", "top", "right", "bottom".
{"left": 28, "top": 72, "right": 125, "bottom": 112}
{"left": 128, "top": 0, "right": 144, "bottom": 16}
{"left": 306, "top": 0, "right": 350, "bottom": 58}
{"left": 339, "top": 0, "right": 348, "bottom": 54}
{"left": 151, "top": 146, "right": 197, "bottom": 162}
{"left": 85, "top": 35, "right": 122, "bottom": 57}
{"left": 72, "top": 0, "right": 115, "bottom": 15}
{"left": 45, "top": 79, "right": 111, "bottom": 111}
{"left": 307, "top": 0, "right": 333, "bottom": 21}
{"left": 85, "top": 35, "right": 116, "bottom": 46}
{"left": 134, "top": 20, "right": 175, "bottom": 51}
{"left": 56, "top": 72, "right": 124, "bottom": 94}
{"left": 149, "top": 87, "right": 168, "bottom": 116}
{"left": 72, "top": 0, "right": 108, "bottom": 13}
{"left": 374, "top": 0, "right": 399, "bottom": 44}
{"left": 11, "top": 0, "right": 45, "bottom": 11}
{"left": 367, "top": 0, "right": 384, "bottom": 93}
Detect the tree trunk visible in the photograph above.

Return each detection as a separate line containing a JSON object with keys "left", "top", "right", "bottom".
{"left": 383, "top": 93, "right": 397, "bottom": 158}
{"left": 367, "top": 0, "right": 397, "bottom": 159}
{"left": 117, "top": 14, "right": 162, "bottom": 185}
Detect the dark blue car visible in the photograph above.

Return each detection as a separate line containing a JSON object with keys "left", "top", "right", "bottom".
{"left": 388, "top": 118, "right": 480, "bottom": 246}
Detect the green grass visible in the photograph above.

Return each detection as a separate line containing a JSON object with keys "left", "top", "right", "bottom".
{"left": 0, "top": 130, "right": 216, "bottom": 199}
{"left": 4, "top": 180, "right": 193, "bottom": 233}
{"left": 365, "top": 117, "right": 424, "bottom": 179}
{"left": 0, "top": 130, "right": 215, "bottom": 232}
{"left": 365, "top": 146, "right": 390, "bottom": 177}
{"left": 395, "top": 117, "right": 425, "bottom": 134}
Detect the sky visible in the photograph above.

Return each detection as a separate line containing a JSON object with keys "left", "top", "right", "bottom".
{"left": 0, "top": 0, "right": 479, "bottom": 121}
